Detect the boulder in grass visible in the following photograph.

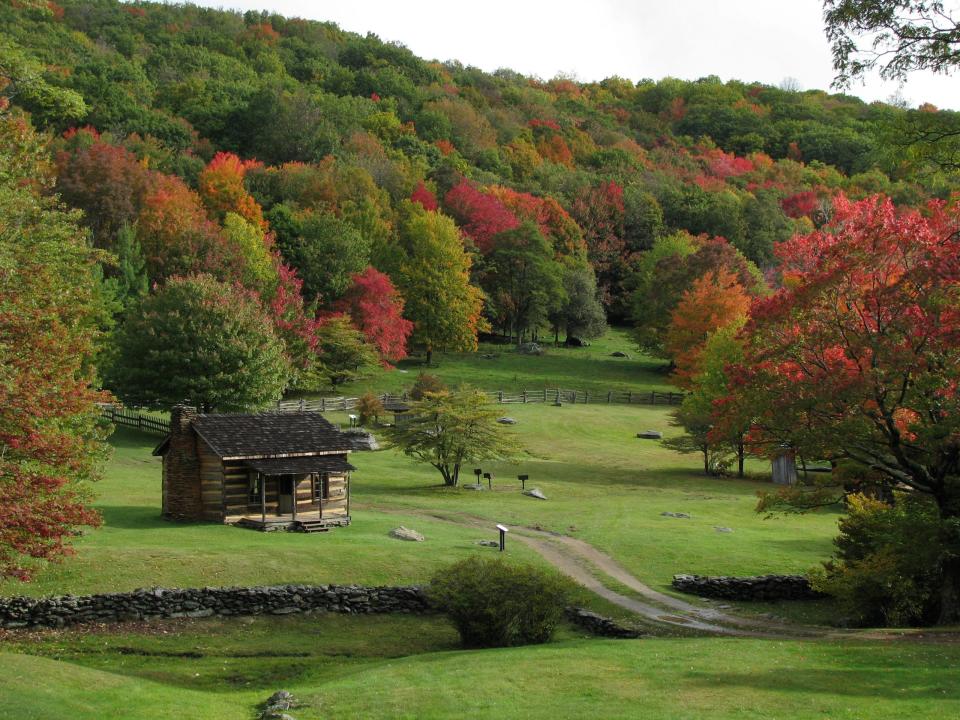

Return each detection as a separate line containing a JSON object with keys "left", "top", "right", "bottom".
{"left": 389, "top": 526, "right": 425, "bottom": 542}
{"left": 462, "top": 483, "right": 486, "bottom": 491}
{"left": 610, "top": 351, "right": 630, "bottom": 358}
{"left": 714, "top": 526, "right": 734, "bottom": 533}
{"left": 516, "top": 342, "right": 544, "bottom": 356}
{"left": 637, "top": 430, "right": 662, "bottom": 439}
{"left": 661, "top": 511, "right": 690, "bottom": 519}
{"left": 475, "top": 539, "right": 500, "bottom": 548}
{"left": 497, "top": 417, "right": 517, "bottom": 425}
{"left": 523, "top": 487, "right": 548, "bottom": 500}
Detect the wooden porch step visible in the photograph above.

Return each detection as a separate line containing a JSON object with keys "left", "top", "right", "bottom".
{"left": 293, "top": 520, "right": 332, "bottom": 533}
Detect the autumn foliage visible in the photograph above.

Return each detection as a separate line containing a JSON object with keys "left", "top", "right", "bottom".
{"left": 666, "top": 268, "right": 751, "bottom": 388}
{"left": 0, "top": 115, "right": 107, "bottom": 580}
{"left": 337, "top": 266, "right": 414, "bottom": 364}
{"left": 197, "top": 151, "right": 266, "bottom": 228}
{"left": 443, "top": 179, "right": 520, "bottom": 253}
{"left": 410, "top": 180, "right": 438, "bottom": 211}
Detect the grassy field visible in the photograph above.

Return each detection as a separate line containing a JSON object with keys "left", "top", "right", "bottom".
{"left": 2, "top": 330, "right": 956, "bottom": 719}
{"left": 3, "top": 614, "right": 959, "bottom": 720}
{"left": 300, "top": 327, "right": 674, "bottom": 397}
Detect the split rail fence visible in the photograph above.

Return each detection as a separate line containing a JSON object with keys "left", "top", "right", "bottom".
{"left": 103, "top": 388, "right": 683, "bottom": 436}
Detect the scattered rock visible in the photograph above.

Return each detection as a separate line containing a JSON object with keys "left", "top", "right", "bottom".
{"left": 610, "top": 351, "right": 630, "bottom": 358}
{"left": 516, "top": 342, "right": 544, "bottom": 355}
{"left": 637, "top": 430, "right": 663, "bottom": 439}
{"left": 461, "top": 483, "right": 486, "bottom": 491}
{"left": 481, "top": 353, "right": 500, "bottom": 360}
{"left": 661, "top": 511, "right": 690, "bottom": 519}
{"left": 567, "top": 525, "right": 578, "bottom": 533}
{"left": 523, "top": 487, "right": 548, "bottom": 500}
{"left": 389, "top": 527, "right": 425, "bottom": 542}
{"left": 564, "top": 336, "right": 589, "bottom": 347}
{"left": 714, "top": 526, "right": 734, "bottom": 533}
{"left": 497, "top": 417, "right": 517, "bottom": 425}
{"left": 264, "top": 690, "right": 296, "bottom": 711}
{"left": 474, "top": 540, "right": 499, "bottom": 548}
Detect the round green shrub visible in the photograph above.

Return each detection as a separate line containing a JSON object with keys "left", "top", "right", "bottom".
{"left": 429, "top": 557, "right": 568, "bottom": 648}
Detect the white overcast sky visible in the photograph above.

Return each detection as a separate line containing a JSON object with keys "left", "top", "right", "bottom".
{"left": 190, "top": 0, "right": 960, "bottom": 109}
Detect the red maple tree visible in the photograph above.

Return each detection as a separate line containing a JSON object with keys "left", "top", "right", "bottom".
{"left": 337, "top": 267, "right": 414, "bottom": 364}
{"left": 443, "top": 179, "right": 520, "bottom": 253}
{"left": 725, "top": 194, "right": 960, "bottom": 621}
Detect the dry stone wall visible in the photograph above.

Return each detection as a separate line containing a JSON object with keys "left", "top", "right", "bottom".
{"left": 672, "top": 574, "right": 821, "bottom": 601}
{"left": 0, "top": 584, "right": 430, "bottom": 629}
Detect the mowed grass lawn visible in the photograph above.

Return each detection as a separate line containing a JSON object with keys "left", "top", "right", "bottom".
{"left": 1, "top": 404, "right": 838, "bottom": 605}
{"left": 334, "top": 401, "right": 841, "bottom": 593}
{"left": 3, "top": 613, "right": 960, "bottom": 720}
{"left": 301, "top": 327, "right": 675, "bottom": 398}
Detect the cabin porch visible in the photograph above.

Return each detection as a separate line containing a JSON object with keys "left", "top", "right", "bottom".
{"left": 233, "top": 512, "right": 352, "bottom": 533}
{"left": 225, "top": 454, "right": 353, "bottom": 532}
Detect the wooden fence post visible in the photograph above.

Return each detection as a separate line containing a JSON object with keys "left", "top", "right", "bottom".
{"left": 498, "top": 390, "right": 503, "bottom": 403}
{"left": 320, "top": 397, "right": 326, "bottom": 412}
{"left": 523, "top": 391, "right": 527, "bottom": 404}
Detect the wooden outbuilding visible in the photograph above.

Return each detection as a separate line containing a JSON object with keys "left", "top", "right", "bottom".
{"left": 153, "top": 405, "right": 354, "bottom": 532}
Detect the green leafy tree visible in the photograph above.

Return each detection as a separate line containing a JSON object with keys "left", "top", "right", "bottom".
{"left": 105, "top": 223, "right": 148, "bottom": 310}
{"left": 390, "top": 204, "right": 485, "bottom": 365}
{"left": 383, "top": 386, "right": 519, "bottom": 486}
{"left": 109, "top": 275, "right": 290, "bottom": 412}
{"left": 276, "top": 211, "right": 371, "bottom": 303}
{"left": 484, "top": 222, "right": 564, "bottom": 343}
{"left": 313, "top": 314, "right": 378, "bottom": 389}
{"left": 0, "top": 37, "right": 87, "bottom": 124}
{"left": 222, "top": 212, "right": 277, "bottom": 293}
{"left": 549, "top": 261, "right": 607, "bottom": 343}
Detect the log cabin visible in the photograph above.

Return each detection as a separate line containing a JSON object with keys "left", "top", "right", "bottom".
{"left": 153, "top": 405, "right": 354, "bottom": 532}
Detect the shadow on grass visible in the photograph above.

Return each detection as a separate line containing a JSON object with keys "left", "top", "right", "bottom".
{"left": 99, "top": 505, "right": 206, "bottom": 530}
{"left": 686, "top": 661, "right": 960, "bottom": 700}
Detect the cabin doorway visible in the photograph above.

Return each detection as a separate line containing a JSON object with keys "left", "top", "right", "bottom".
{"left": 278, "top": 475, "right": 294, "bottom": 514}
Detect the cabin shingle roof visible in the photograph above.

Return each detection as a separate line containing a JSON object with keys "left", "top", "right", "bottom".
{"left": 191, "top": 412, "right": 352, "bottom": 459}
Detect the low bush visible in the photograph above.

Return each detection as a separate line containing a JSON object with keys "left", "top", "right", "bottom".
{"left": 429, "top": 557, "right": 568, "bottom": 647}
{"left": 809, "top": 493, "right": 947, "bottom": 626}
{"left": 356, "top": 392, "right": 384, "bottom": 426}
{"left": 409, "top": 372, "right": 446, "bottom": 400}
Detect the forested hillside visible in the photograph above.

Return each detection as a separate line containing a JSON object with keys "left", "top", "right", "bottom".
{"left": 3, "top": 0, "right": 959, "bottom": 401}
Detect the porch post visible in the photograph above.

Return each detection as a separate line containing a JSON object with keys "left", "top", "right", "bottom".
{"left": 292, "top": 476, "right": 297, "bottom": 522}
{"left": 346, "top": 472, "right": 351, "bottom": 517}
{"left": 260, "top": 472, "right": 266, "bottom": 523}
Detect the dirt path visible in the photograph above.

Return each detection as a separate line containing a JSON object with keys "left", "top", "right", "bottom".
{"left": 361, "top": 503, "right": 826, "bottom": 637}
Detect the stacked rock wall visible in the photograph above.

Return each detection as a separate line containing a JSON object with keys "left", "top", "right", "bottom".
{"left": 0, "top": 584, "right": 430, "bottom": 629}
{"left": 672, "top": 574, "right": 820, "bottom": 601}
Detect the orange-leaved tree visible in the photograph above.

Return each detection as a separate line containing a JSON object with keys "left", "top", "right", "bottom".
{"left": 665, "top": 267, "right": 751, "bottom": 388}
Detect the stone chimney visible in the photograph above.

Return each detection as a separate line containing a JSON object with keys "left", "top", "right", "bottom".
{"left": 162, "top": 404, "right": 203, "bottom": 520}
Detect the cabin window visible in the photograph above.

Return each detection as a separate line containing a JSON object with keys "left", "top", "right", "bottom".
{"left": 248, "top": 472, "right": 262, "bottom": 501}
{"left": 313, "top": 472, "right": 329, "bottom": 501}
